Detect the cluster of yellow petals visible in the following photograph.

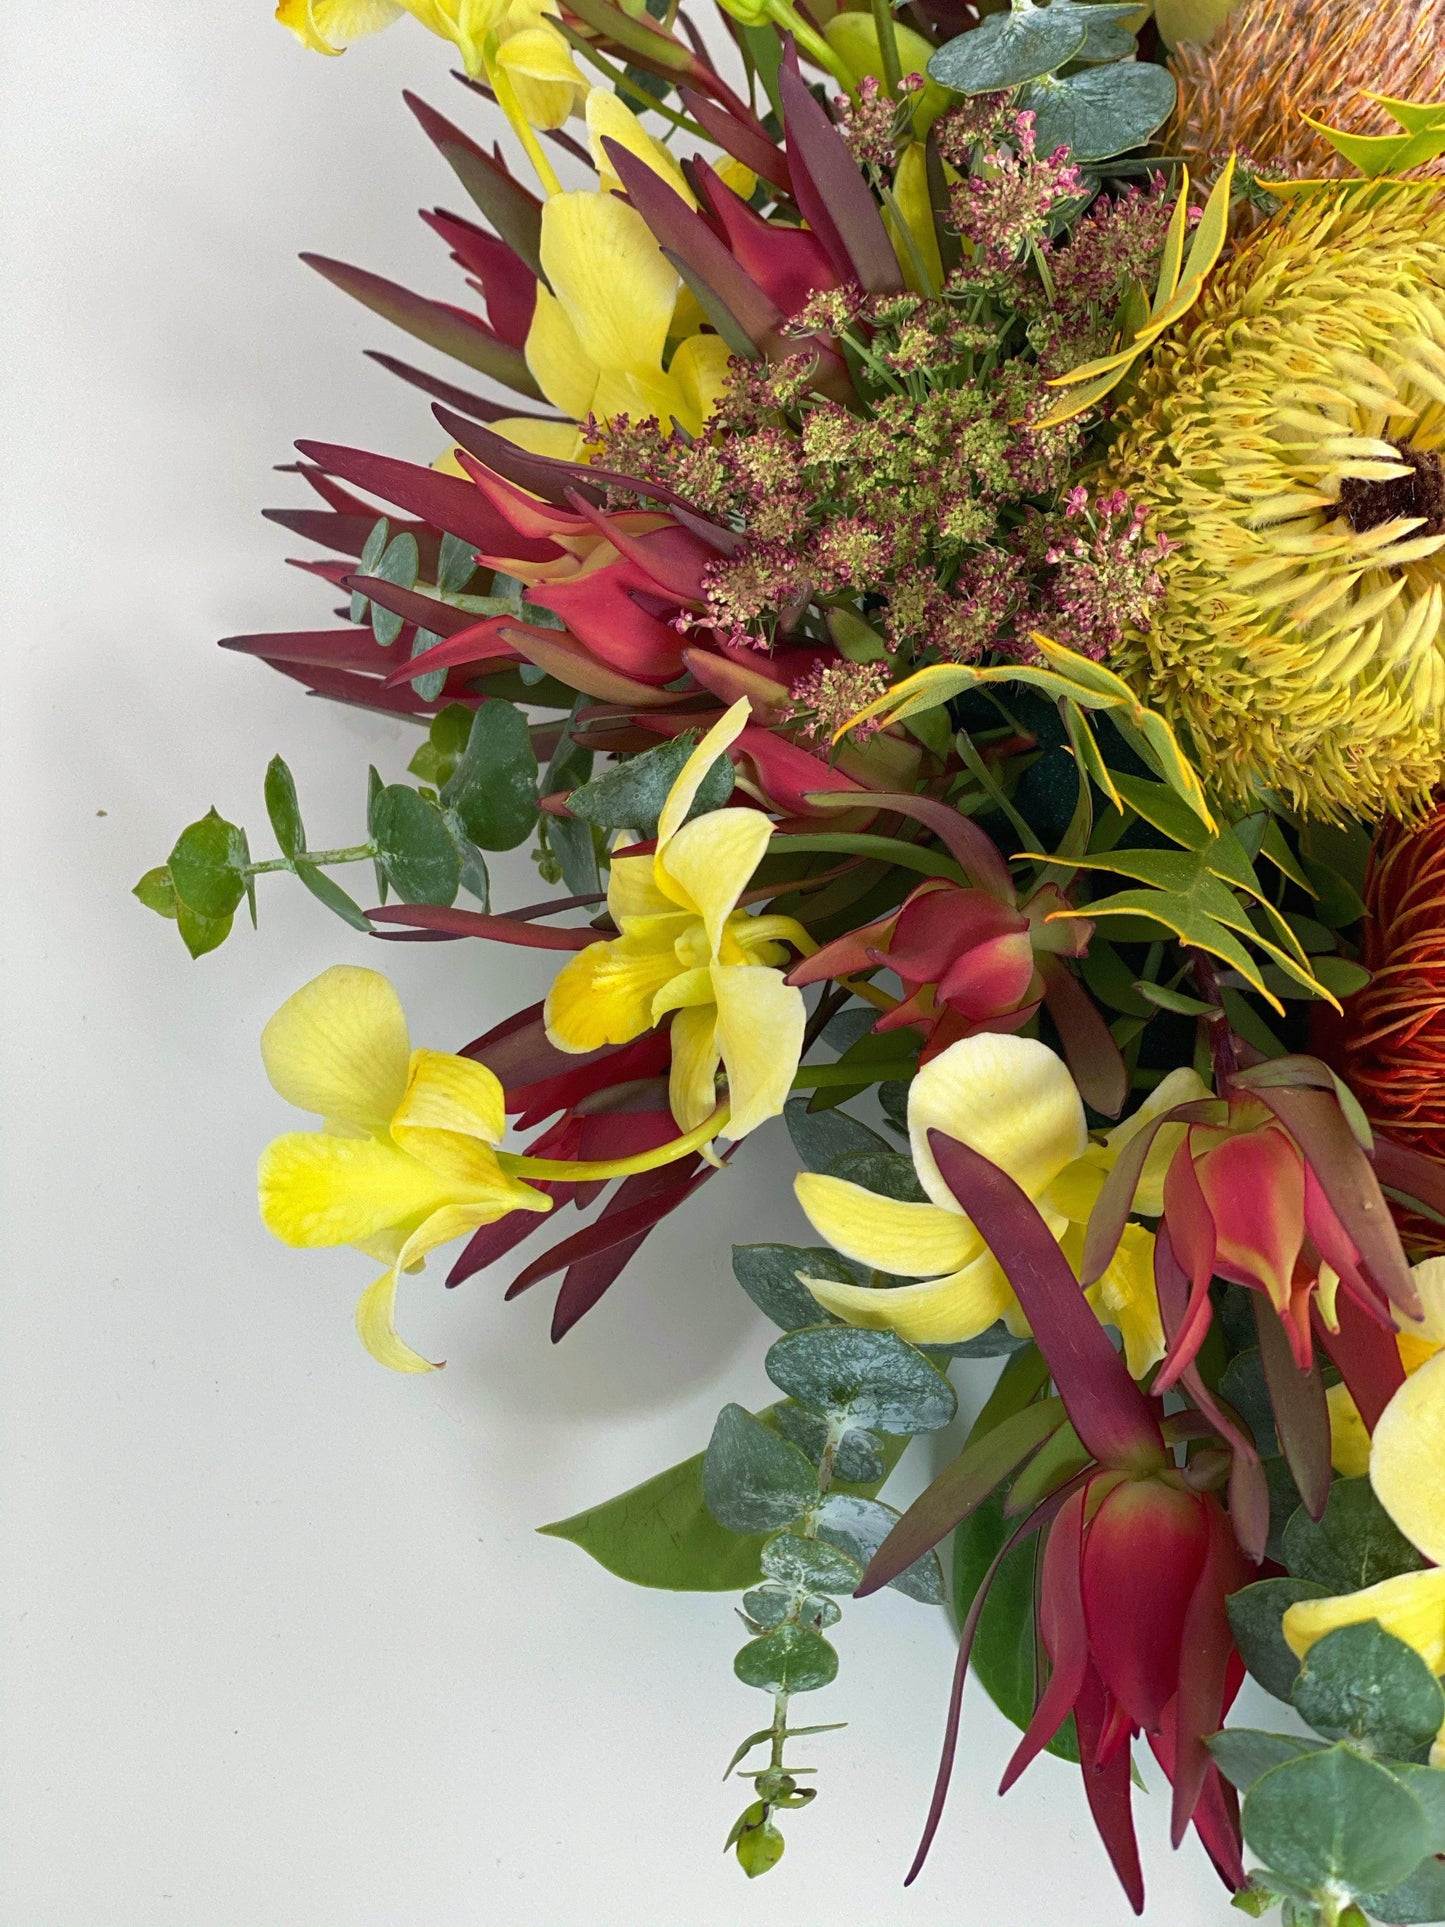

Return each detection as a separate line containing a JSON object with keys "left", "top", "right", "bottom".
{"left": 545, "top": 698, "right": 811, "bottom": 1139}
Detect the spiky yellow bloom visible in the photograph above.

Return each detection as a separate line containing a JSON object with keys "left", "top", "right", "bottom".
{"left": 1168, "top": 0, "right": 1445, "bottom": 180}
{"left": 1100, "top": 181, "right": 1445, "bottom": 820}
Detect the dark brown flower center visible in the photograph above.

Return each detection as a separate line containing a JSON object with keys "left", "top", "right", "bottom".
{"left": 1338, "top": 442, "right": 1445, "bottom": 538}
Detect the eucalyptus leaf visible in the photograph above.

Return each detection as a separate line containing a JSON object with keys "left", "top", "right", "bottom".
{"left": 734, "top": 1624, "right": 839, "bottom": 1695}
{"left": 1207, "top": 1729, "right": 1325, "bottom": 1794}
{"left": 814, "top": 1492, "right": 945, "bottom": 1603}
{"left": 441, "top": 699, "right": 539, "bottom": 851}
{"left": 1360, "top": 1854, "right": 1445, "bottom": 1926}
{"left": 1227, "top": 1577, "right": 1329, "bottom": 1704}
{"left": 1282, "top": 1477, "right": 1427, "bottom": 1595}
{"left": 168, "top": 810, "right": 249, "bottom": 920}
{"left": 760, "top": 1532, "right": 863, "bottom": 1595}
{"left": 1293, "top": 1623, "right": 1445, "bottom": 1758}
{"left": 827, "top": 1149, "right": 930, "bottom": 1202}
{"left": 773, "top": 1406, "right": 885, "bottom": 1484}
{"left": 408, "top": 703, "right": 475, "bottom": 789}
{"left": 350, "top": 517, "right": 389, "bottom": 622}
{"left": 928, "top": 7, "right": 1088, "bottom": 94}
{"left": 370, "top": 785, "right": 462, "bottom": 905}
{"left": 733, "top": 1244, "right": 852, "bottom": 1331}
{"left": 441, "top": 808, "right": 491, "bottom": 907}
{"left": 765, "top": 1326, "right": 956, "bottom": 1435}
{"left": 566, "top": 730, "right": 733, "bottom": 839}
{"left": 784, "top": 1098, "right": 892, "bottom": 1173}
{"left": 133, "top": 866, "right": 178, "bottom": 920}
{"left": 541, "top": 698, "right": 600, "bottom": 894}
{"left": 1021, "top": 61, "right": 1178, "bottom": 163}
{"left": 407, "top": 628, "right": 447, "bottom": 702}
{"left": 369, "top": 531, "right": 419, "bottom": 648}
{"left": 742, "top": 1585, "right": 792, "bottom": 1630}
{"left": 263, "top": 756, "right": 305, "bottom": 858}
{"left": 295, "top": 862, "right": 372, "bottom": 933}
{"left": 1242, "top": 1744, "right": 1431, "bottom": 1900}
{"left": 703, "top": 1404, "right": 819, "bottom": 1535}
{"left": 1220, "top": 1348, "right": 1278, "bottom": 1457}
{"left": 1388, "top": 1764, "right": 1445, "bottom": 1856}
{"left": 366, "top": 765, "right": 389, "bottom": 906}
{"left": 929, "top": 1323, "right": 1034, "bottom": 1359}
{"left": 175, "top": 899, "right": 233, "bottom": 959}
{"left": 436, "top": 529, "right": 477, "bottom": 596}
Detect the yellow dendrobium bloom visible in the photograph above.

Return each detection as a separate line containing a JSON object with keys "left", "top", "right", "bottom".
{"left": 544, "top": 699, "right": 810, "bottom": 1141}
{"left": 257, "top": 965, "right": 551, "bottom": 1373}
{"left": 1285, "top": 1349, "right": 1445, "bottom": 1763}
{"left": 795, "top": 1046, "right": 1202, "bottom": 1362}
{"left": 1327, "top": 1255, "right": 1445, "bottom": 1475}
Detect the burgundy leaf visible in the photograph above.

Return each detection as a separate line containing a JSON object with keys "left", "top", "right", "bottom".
{"left": 418, "top": 206, "right": 537, "bottom": 346}
{"left": 447, "top": 1179, "right": 577, "bottom": 1286}
{"left": 219, "top": 628, "right": 388, "bottom": 672}
{"left": 1038, "top": 954, "right": 1128, "bottom": 1121}
{"left": 678, "top": 86, "right": 792, "bottom": 193}
{"left": 294, "top": 440, "right": 560, "bottom": 561}
{"left": 363, "top": 349, "right": 546, "bottom": 424}
{"left": 403, "top": 92, "right": 545, "bottom": 279}
{"left": 367, "top": 905, "right": 596, "bottom": 949}
{"left": 1252, "top": 1292, "right": 1331, "bottom": 1521}
{"left": 802, "top": 788, "right": 1013, "bottom": 898}
{"left": 342, "top": 575, "right": 485, "bottom": 638}
{"left": 1372, "top": 1133, "right": 1445, "bottom": 1224}
{"left": 778, "top": 64, "right": 903, "bottom": 296}
{"left": 1170, "top": 1500, "right": 1246, "bottom": 1850}
{"left": 1080, "top": 1098, "right": 1224, "bottom": 1284}
{"left": 508, "top": 1158, "right": 704, "bottom": 1293}
{"left": 264, "top": 659, "right": 439, "bottom": 714}
{"left": 1312, "top": 1290, "right": 1405, "bottom": 1432}
{"left": 1075, "top": 1663, "right": 1145, "bottom": 1916}
{"left": 999, "top": 1483, "right": 1090, "bottom": 1791}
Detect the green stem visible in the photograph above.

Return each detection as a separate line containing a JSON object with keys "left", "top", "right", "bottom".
{"left": 765, "top": 0, "right": 856, "bottom": 94}
{"left": 790, "top": 1060, "right": 917, "bottom": 1091}
{"left": 247, "top": 843, "right": 376, "bottom": 876}
{"left": 769, "top": 832, "right": 964, "bottom": 880}
{"left": 869, "top": 0, "right": 903, "bottom": 94}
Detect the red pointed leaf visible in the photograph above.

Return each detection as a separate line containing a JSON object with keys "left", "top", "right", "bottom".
{"left": 403, "top": 92, "right": 544, "bottom": 278}
{"left": 801, "top": 789, "right": 1014, "bottom": 898}
{"left": 1074, "top": 1663, "right": 1145, "bottom": 1915}
{"left": 364, "top": 349, "right": 550, "bottom": 424}
{"left": 367, "top": 905, "right": 595, "bottom": 949}
{"left": 1252, "top": 1291, "right": 1331, "bottom": 1520}
{"left": 1169, "top": 1499, "right": 1247, "bottom": 1848}
{"left": 1038, "top": 954, "right": 1128, "bottom": 1120}
{"left": 778, "top": 64, "right": 902, "bottom": 296}
{"left": 1081, "top": 1099, "right": 1224, "bottom": 1285}
{"left": 1312, "top": 1290, "right": 1405, "bottom": 1431}
{"left": 678, "top": 86, "right": 791, "bottom": 192}
{"left": 1000, "top": 1483, "right": 1090, "bottom": 1791}
{"left": 294, "top": 440, "right": 559, "bottom": 561}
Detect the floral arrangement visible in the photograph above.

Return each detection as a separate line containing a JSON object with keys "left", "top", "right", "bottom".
{"left": 139, "top": 0, "right": 1445, "bottom": 1917}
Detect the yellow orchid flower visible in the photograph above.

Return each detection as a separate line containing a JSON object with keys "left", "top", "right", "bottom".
{"left": 545, "top": 699, "right": 811, "bottom": 1140}
{"left": 1327, "top": 1256, "right": 1445, "bottom": 1476}
{"left": 257, "top": 965, "right": 553, "bottom": 1372}
{"left": 275, "top": 0, "right": 405, "bottom": 55}
{"left": 1284, "top": 1349, "right": 1445, "bottom": 1764}
{"left": 795, "top": 1046, "right": 1202, "bottom": 1362}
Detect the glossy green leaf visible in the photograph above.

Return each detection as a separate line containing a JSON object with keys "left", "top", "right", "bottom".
{"left": 540, "top": 698, "right": 600, "bottom": 895}
{"left": 703, "top": 1403, "right": 819, "bottom": 1535}
{"left": 1293, "top": 1622, "right": 1445, "bottom": 1757}
{"left": 440, "top": 808, "right": 491, "bottom": 907}
{"left": 566, "top": 730, "right": 734, "bottom": 838}
{"left": 168, "top": 809, "right": 248, "bottom": 920}
{"left": 539, "top": 1445, "right": 768, "bottom": 1591}
{"left": 765, "top": 1326, "right": 956, "bottom": 1435}
{"left": 441, "top": 700, "right": 539, "bottom": 852}
{"left": 734, "top": 1624, "right": 838, "bottom": 1694}
{"left": 295, "top": 862, "right": 372, "bottom": 933}
{"left": 732, "top": 1244, "right": 851, "bottom": 1331}
{"left": 133, "top": 866, "right": 178, "bottom": 920}
{"left": 1021, "top": 60, "right": 1177, "bottom": 163}
{"left": 760, "top": 1532, "right": 863, "bottom": 1595}
{"left": 1282, "top": 1477, "right": 1428, "bottom": 1595}
{"left": 733, "top": 1805, "right": 787, "bottom": 1877}
{"left": 1227, "top": 1577, "right": 1329, "bottom": 1703}
{"left": 408, "top": 703, "right": 476, "bottom": 789}
{"left": 366, "top": 765, "right": 389, "bottom": 906}
{"left": 773, "top": 1406, "right": 885, "bottom": 1484}
{"left": 370, "top": 785, "right": 462, "bottom": 905}
{"left": 263, "top": 756, "right": 305, "bottom": 858}
{"left": 436, "top": 529, "right": 477, "bottom": 596}
{"left": 1242, "top": 1744, "right": 1431, "bottom": 1900}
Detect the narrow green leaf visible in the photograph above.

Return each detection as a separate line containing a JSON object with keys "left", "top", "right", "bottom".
{"left": 263, "top": 756, "right": 306, "bottom": 857}
{"left": 294, "top": 862, "right": 372, "bottom": 933}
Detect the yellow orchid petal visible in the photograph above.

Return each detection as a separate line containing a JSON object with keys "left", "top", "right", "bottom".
{"left": 668, "top": 332, "right": 734, "bottom": 433}
{"left": 544, "top": 937, "right": 680, "bottom": 1052}
{"left": 258, "top": 1132, "right": 446, "bottom": 1249}
{"left": 1102, "top": 1065, "right": 1210, "bottom": 1215}
{"left": 1283, "top": 1564, "right": 1445, "bottom": 1675}
{"left": 524, "top": 282, "right": 600, "bottom": 423}
{"left": 260, "top": 966, "right": 410, "bottom": 1135}
{"left": 276, "top": 0, "right": 406, "bottom": 53}
{"left": 668, "top": 1003, "right": 722, "bottom": 1133}
{"left": 355, "top": 1267, "right": 440, "bottom": 1373}
{"left": 802, "top": 1249, "right": 1015, "bottom": 1346}
{"left": 1327, "top": 1382, "right": 1373, "bottom": 1479}
{"left": 1371, "top": 1350, "right": 1445, "bottom": 1567}
{"left": 586, "top": 90, "right": 696, "bottom": 206}
{"left": 658, "top": 808, "right": 773, "bottom": 950}
{"left": 488, "top": 417, "right": 587, "bottom": 462}
{"left": 539, "top": 192, "right": 678, "bottom": 408}
{"left": 1084, "top": 1222, "right": 1164, "bottom": 1378}
{"left": 1043, "top": 1155, "right": 1106, "bottom": 1225}
{"left": 657, "top": 697, "right": 753, "bottom": 848}
{"left": 907, "top": 1033, "right": 1087, "bottom": 1215}
{"left": 608, "top": 850, "right": 683, "bottom": 922}
{"left": 794, "top": 1172, "right": 980, "bottom": 1276}
{"left": 1402, "top": 1255, "right": 1445, "bottom": 1348}
{"left": 651, "top": 966, "right": 716, "bottom": 1019}
{"left": 499, "top": 29, "right": 588, "bottom": 132}
{"left": 393, "top": 1048, "right": 506, "bottom": 1147}
{"left": 712, "top": 964, "right": 806, "bottom": 1140}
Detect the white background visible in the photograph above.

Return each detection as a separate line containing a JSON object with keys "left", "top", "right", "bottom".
{"left": 1, "top": 8, "right": 1254, "bottom": 1922}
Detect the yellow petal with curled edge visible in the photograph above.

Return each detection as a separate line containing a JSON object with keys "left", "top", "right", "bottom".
{"left": 669, "top": 333, "right": 734, "bottom": 432}
{"left": 669, "top": 1003, "right": 722, "bottom": 1134}
{"left": 544, "top": 936, "right": 681, "bottom": 1052}
{"left": 657, "top": 697, "right": 752, "bottom": 848}
{"left": 1371, "top": 1350, "right": 1445, "bottom": 1567}
{"left": 608, "top": 852, "right": 686, "bottom": 924}
{"left": 1083, "top": 1221, "right": 1164, "bottom": 1378}
{"left": 261, "top": 965, "right": 411, "bottom": 1135}
{"left": 276, "top": 0, "right": 406, "bottom": 53}
{"left": 355, "top": 1199, "right": 515, "bottom": 1373}
{"left": 1401, "top": 1256, "right": 1445, "bottom": 1348}
{"left": 259, "top": 1133, "right": 447, "bottom": 1249}
{"left": 801, "top": 1248, "right": 1015, "bottom": 1346}
{"left": 525, "top": 282, "right": 600, "bottom": 423}
{"left": 586, "top": 90, "right": 696, "bottom": 206}
{"left": 498, "top": 25, "right": 587, "bottom": 130}
{"left": 712, "top": 963, "right": 805, "bottom": 1139}
{"left": 794, "top": 1174, "right": 980, "bottom": 1277}
{"left": 1283, "top": 1564, "right": 1445, "bottom": 1675}
{"left": 540, "top": 192, "right": 678, "bottom": 403}
{"left": 1327, "top": 1382, "right": 1373, "bottom": 1479}
{"left": 658, "top": 808, "right": 773, "bottom": 949}
{"left": 908, "top": 1033, "right": 1087, "bottom": 1215}
{"left": 393, "top": 1048, "right": 506, "bottom": 1147}
{"left": 1103, "top": 1064, "right": 1210, "bottom": 1215}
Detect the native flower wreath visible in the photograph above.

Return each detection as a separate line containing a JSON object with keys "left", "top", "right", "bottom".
{"left": 139, "top": 0, "right": 1445, "bottom": 1916}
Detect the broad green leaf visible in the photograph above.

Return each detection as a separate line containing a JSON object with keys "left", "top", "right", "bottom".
{"left": 814, "top": 1492, "right": 945, "bottom": 1603}
{"left": 441, "top": 808, "right": 491, "bottom": 907}
{"left": 539, "top": 1442, "right": 768, "bottom": 1591}
{"left": 1021, "top": 61, "right": 1177, "bottom": 164}
{"left": 1207, "top": 1729, "right": 1325, "bottom": 1793}
{"left": 366, "top": 765, "right": 389, "bottom": 906}
{"left": 703, "top": 1403, "right": 819, "bottom": 1535}
{"left": 168, "top": 809, "right": 248, "bottom": 920}
{"left": 1242, "top": 1744, "right": 1431, "bottom": 1900}
{"left": 441, "top": 699, "right": 538, "bottom": 852}
{"left": 1293, "top": 1622, "right": 1445, "bottom": 1757}
{"left": 566, "top": 730, "right": 734, "bottom": 839}
{"left": 742, "top": 1584, "right": 795, "bottom": 1629}
{"left": 408, "top": 703, "right": 476, "bottom": 788}
{"left": 370, "top": 786, "right": 461, "bottom": 906}
{"left": 369, "top": 531, "right": 419, "bottom": 648}
{"left": 263, "top": 755, "right": 305, "bottom": 858}
{"left": 765, "top": 1326, "right": 956, "bottom": 1435}
{"left": 1282, "top": 1477, "right": 1428, "bottom": 1595}
{"left": 1228, "top": 1577, "right": 1329, "bottom": 1703}
{"left": 784, "top": 1097, "right": 892, "bottom": 1172}
{"left": 734, "top": 1624, "right": 838, "bottom": 1695}
{"left": 295, "top": 862, "right": 372, "bottom": 933}
{"left": 407, "top": 628, "right": 447, "bottom": 703}
{"left": 760, "top": 1532, "right": 863, "bottom": 1595}
{"left": 1387, "top": 1763, "right": 1445, "bottom": 1855}
{"left": 733, "top": 1243, "right": 852, "bottom": 1331}
{"left": 540, "top": 697, "right": 599, "bottom": 895}
{"left": 732, "top": 1803, "right": 787, "bottom": 1877}
{"left": 133, "top": 866, "right": 178, "bottom": 920}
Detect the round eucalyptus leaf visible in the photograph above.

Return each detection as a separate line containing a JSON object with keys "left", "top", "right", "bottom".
{"left": 441, "top": 699, "right": 538, "bottom": 852}
{"left": 1227, "top": 1578, "right": 1329, "bottom": 1704}
{"left": 732, "top": 1245, "right": 851, "bottom": 1333}
{"left": 761, "top": 1532, "right": 864, "bottom": 1596}
{"left": 733, "top": 1624, "right": 839, "bottom": 1696}
{"left": 929, "top": 8, "right": 1088, "bottom": 94}
{"left": 702, "top": 1404, "right": 819, "bottom": 1535}
{"left": 369, "top": 531, "right": 420, "bottom": 648}
{"left": 815, "top": 1492, "right": 946, "bottom": 1604}
{"left": 1362, "top": 1845, "right": 1445, "bottom": 1924}
{"left": 1293, "top": 1623, "right": 1445, "bottom": 1758}
{"left": 765, "top": 1327, "right": 956, "bottom": 1435}
{"left": 168, "top": 810, "right": 248, "bottom": 920}
{"left": 1073, "top": 13, "right": 1137, "bottom": 61}
{"left": 1242, "top": 1744, "right": 1431, "bottom": 1900}
{"left": 742, "top": 1584, "right": 791, "bottom": 1630}
{"left": 772, "top": 1405, "right": 885, "bottom": 1483}
{"left": 1021, "top": 60, "right": 1178, "bottom": 162}
{"left": 370, "top": 785, "right": 462, "bottom": 906}
{"left": 1282, "top": 1477, "right": 1427, "bottom": 1596}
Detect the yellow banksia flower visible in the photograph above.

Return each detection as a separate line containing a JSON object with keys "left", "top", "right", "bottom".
{"left": 257, "top": 966, "right": 550, "bottom": 1372}
{"left": 1101, "top": 181, "right": 1445, "bottom": 821}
